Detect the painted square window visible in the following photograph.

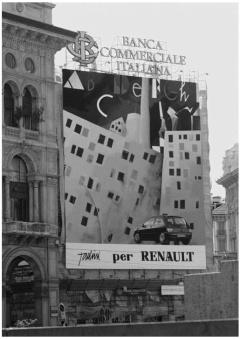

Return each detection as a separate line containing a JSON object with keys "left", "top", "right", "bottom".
{"left": 86, "top": 202, "right": 92, "bottom": 213}
{"left": 196, "top": 134, "right": 200, "bottom": 141}
{"left": 107, "top": 138, "right": 114, "bottom": 148}
{"left": 81, "top": 216, "right": 88, "bottom": 226}
{"left": 66, "top": 166, "right": 71, "bottom": 176}
{"left": 192, "top": 144, "right": 198, "bottom": 152}
{"left": 149, "top": 154, "right": 156, "bottom": 164}
{"left": 87, "top": 154, "right": 94, "bottom": 163}
{"left": 180, "top": 152, "right": 183, "bottom": 160}
{"left": 179, "top": 143, "right": 184, "bottom": 151}
{"left": 65, "top": 193, "right": 68, "bottom": 200}
{"left": 94, "top": 208, "right": 99, "bottom": 216}
{"left": 96, "top": 183, "right": 101, "bottom": 192}
{"left": 117, "top": 171, "right": 125, "bottom": 182}
{"left": 185, "top": 152, "right": 190, "bottom": 159}
{"left": 87, "top": 177, "right": 93, "bottom": 189}
{"left": 196, "top": 201, "right": 199, "bottom": 209}
{"left": 107, "top": 191, "right": 114, "bottom": 199}
{"left": 71, "top": 145, "right": 76, "bottom": 154}
{"left": 168, "top": 134, "right": 173, "bottom": 142}
{"left": 66, "top": 119, "right": 72, "bottom": 128}
{"left": 197, "top": 156, "right": 201, "bottom": 164}
{"left": 180, "top": 200, "right": 185, "bottom": 209}
{"left": 169, "top": 151, "right": 174, "bottom": 158}
{"left": 110, "top": 168, "right": 115, "bottom": 178}
{"left": 138, "top": 185, "right": 144, "bottom": 194}
{"left": 128, "top": 217, "right": 133, "bottom": 224}
{"left": 169, "top": 161, "right": 174, "bottom": 167}
{"left": 124, "top": 141, "right": 130, "bottom": 149}
{"left": 169, "top": 168, "right": 174, "bottom": 176}
{"left": 82, "top": 127, "right": 89, "bottom": 137}
{"left": 76, "top": 147, "right": 84, "bottom": 157}
{"left": 96, "top": 153, "right": 104, "bottom": 164}
{"left": 125, "top": 227, "right": 131, "bottom": 235}
{"left": 174, "top": 200, "right": 178, "bottom": 208}
{"left": 69, "top": 195, "right": 76, "bottom": 204}
{"left": 129, "top": 154, "right": 135, "bottom": 162}
{"left": 131, "top": 169, "right": 138, "bottom": 180}
{"left": 183, "top": 134, "right": 187, "bottom": 140}
{"left": 177, "top": 181, "right": 181, "bottom": 190}
{"left": 107, "top": 233, "right": 113, "bottom": 242}
{"left": 143, "top": 152, "right": 148, "bottom": 160}
{"left": 122, "top": 150, "right": 129, "bottom": 160}
{"left": 79, "top": 176, "right": 85, "bottom": 185}
{"left": 74, "top": 124, "right": 82, "bottom": 134}
{"left": 88, "top": 142, "right": 96, "bottom": 151}
{"left": 183, "top": 169, "right": 188, "bottom": 178}
{"left": 98, "top": 134, "right": 105, "bottom": 144}
{"left": 176, "top": 168, "right": 181, "bottom": 176}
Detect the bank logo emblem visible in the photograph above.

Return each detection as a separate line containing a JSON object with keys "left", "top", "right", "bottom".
{"left": 67, "top": 31, "right": 99, "bottom": 65}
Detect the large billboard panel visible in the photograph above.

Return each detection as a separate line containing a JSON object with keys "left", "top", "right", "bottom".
{"left": 63, "top": 69, "right": 206, "bottom": 269}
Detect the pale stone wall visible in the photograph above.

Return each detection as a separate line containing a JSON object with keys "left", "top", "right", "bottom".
{"left": 184, "top": 260, "right": 238, "bottom": 320}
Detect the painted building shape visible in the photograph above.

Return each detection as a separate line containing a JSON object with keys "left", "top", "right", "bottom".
{"left": 64, "top": 110, "right": 162, "bottom": 244}
{"left": 109, "top": 117, "right": 127, "bottom": 136}
{"left": 160, "top": 130, "right": 205, "bottom": 244}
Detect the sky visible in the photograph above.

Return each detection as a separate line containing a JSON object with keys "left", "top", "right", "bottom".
{"left": 53, "top": 1, "right": 239, "bottom": 198}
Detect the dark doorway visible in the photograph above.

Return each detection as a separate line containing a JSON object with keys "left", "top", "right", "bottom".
{"left": 6, "top": 257, "right": 42, "bottom": 327}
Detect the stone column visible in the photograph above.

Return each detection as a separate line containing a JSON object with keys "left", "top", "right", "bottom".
{"left": 2, "top": 283, "right": 7, "bottom": 328}
{"left": 40, "top": 180, "right": 47, "bottom": 223}
{"left": 5, "top": 176, "right": 11, "bottom": 220}
{"left": 28, "top": 181, "right": 34, "bottom": 222}
{"left": 33, "top": 180, "right": 39, "bottom": 222}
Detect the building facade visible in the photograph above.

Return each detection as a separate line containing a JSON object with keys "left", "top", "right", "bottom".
{"left": 212, "top": 144, "right": 238, "bottom": 264}
{"left": 2, "top": 3, "right": 212, "bottom": 327}
{"left": 2, "top": 2, "right": 75, "bottom": 327}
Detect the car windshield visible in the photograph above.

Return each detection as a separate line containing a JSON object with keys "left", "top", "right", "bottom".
{"left": 174, "top": 217, "right": 187, "bottom": 227}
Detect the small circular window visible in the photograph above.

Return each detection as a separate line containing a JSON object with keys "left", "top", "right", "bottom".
{"left": 25, "top": 58, "right": 35, "bottom": 73}
{"left": 5, "top": 53, "right": 16, "bottom": 69}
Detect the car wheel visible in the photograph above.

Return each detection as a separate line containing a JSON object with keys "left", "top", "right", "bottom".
{"left": 158, "top": 232, "right": 166, "bottom": 244}
{"left": 134, "top": 232, "right": 141, "bottom": 243}
{"left": 182, "top": 239, "right": 190, "bottom": 245}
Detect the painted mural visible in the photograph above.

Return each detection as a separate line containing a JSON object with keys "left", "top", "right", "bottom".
{"left": 63, "top": 70, "right": 206, "bottom": 269}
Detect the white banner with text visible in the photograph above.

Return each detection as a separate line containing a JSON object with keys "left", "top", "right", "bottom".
{"left": 66, "top": 243, "right": 206, "bottom": 270}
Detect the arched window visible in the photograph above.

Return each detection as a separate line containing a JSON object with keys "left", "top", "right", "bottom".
{"left": 10, "top": 156, "right": 29, "bottom": 221}
{"left": 22, "top": 87, "right": 38, "bottom": 131}
{"left": 4, "top": 83, "right": 18, "bottom": 127}
{"left": 6, "top": 256, "right": 42, "bottom": 327}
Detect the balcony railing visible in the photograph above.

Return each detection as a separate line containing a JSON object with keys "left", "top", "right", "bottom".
{"left": 3, "top": 126, "right": 20, "bottom": 138}
{"left": 3, "top": 221, "right": 58, "bottom": 238}
{"left": 3, "top": 125, "right": 40, "bottom": 141}
{"left": 213, "top": 251, "right": 238, "bottom": 260}
{"left": 25, "top": 129, "right": 40, "bottom": 141}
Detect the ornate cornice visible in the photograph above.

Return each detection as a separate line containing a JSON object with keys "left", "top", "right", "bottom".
{"left": 217, "top": 168, "right": 238, "bottom": 188}
{"left": 2, "top": 22, "right": 69, "bottom": 54}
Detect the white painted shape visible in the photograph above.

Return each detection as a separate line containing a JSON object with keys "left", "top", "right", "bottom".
{"left": 68, "top": 71, "right": 84, "bottom": 90}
